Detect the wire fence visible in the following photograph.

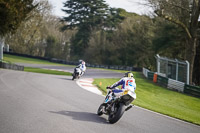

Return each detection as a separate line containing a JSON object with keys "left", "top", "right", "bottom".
{"left": 155, "top": 54, "right": 189, "bottom": 84}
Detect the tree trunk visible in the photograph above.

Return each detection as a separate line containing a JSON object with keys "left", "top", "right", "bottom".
{"left": 186, "top": 37, "right": 197, "bottom": 85}
{"left": 193, "top": 40, "right": 200, "bottom": 85}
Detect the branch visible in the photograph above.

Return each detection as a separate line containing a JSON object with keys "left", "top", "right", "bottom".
{"left": 190, "top": 0, "right": 200, "bottom": 28}
{"left": 164, "top": 1, "right": 190, "bottom": 12}
{"left": 155, "top": 10, "right": 192, "bottom": 39}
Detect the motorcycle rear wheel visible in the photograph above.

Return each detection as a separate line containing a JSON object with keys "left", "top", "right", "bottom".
{"left": 108, "top": 103, "right": 125, "bottom": 124}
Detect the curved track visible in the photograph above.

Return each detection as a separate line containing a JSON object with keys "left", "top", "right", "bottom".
{"left": 0, "top": 67, "right": 199, "bottom": 133}
{"left": 15, "top": 63, "right": 124, "bottom": 78}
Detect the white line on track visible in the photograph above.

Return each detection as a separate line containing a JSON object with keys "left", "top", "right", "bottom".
{"left": 76, "top": 78, "right": 102, "bottom": 95}
{"left": 43, "top": 68, "right": 72, "bottom": 73}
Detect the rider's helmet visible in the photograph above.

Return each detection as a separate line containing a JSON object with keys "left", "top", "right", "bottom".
{"left": 124, "top": 72, "right": 133, "bottom": 78}
{"left": 79, "top": 60, "right": 83, "bottom": 64}
{"left": 82, "top": 61, "right": 85, "bottom": 65}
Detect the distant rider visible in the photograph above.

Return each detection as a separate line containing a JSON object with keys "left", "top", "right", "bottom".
{"left": 106, "top": 72, "right": 136, "bottom": 101}
{"left": 75, "top": 60, "right": 86, "bottom": 76}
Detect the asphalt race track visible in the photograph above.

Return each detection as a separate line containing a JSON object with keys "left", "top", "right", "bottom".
{"left": 0, "top": 67, "right": 199, "bottom": 133}
{"left": 15, "top": 63, "right": 125, "bottom": 78}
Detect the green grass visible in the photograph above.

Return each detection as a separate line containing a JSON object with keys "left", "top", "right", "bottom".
{"left": 3, "top": 54, "right": 72, "bottom": 76}
{"left": 24, "top": 67, "right": 72, "bottom": 76}
{"left": 3, "top": 54, "right": 68, "bottom": 66}
{"left": 93, "top": 72, "right": 200, "bottom": 125}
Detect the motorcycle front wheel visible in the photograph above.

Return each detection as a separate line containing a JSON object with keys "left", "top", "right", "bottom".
{"left": 97, "top": 104, "right": 104, "bottom": 116}
{"left": 72, "top": 73, "right": 77, "bottom": 80}
{"left": 108, "top": 103, "right": 125, "bottom": 124}
{"left": 72, "top": 75, "right": 75, "bottom": 80}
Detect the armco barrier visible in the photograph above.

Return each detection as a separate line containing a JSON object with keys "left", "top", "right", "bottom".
{"left": 157, "top": 75, "right": 168, "bottom": 87}
{"left": 147, "top": 72, "right": 154, "bottom": 80}
{"left": 168, "top": 78, "right": 185, "bottom": 92}
{"left": 143, "top": 67, "right": 200, "bottom": 98}
{"left": 143, "top": 68, "right": 149, "bottom": 78}
{"left": 4, "top": 51, "right": 50, "bottom": 61}
{"left": 0, "top": 62, "right": 24, "bottom": 71}
{"left": 147, "top": 71, "right": 185, "bottom": 92}
{"left": 184, "top": 85, "right": 200, "bottom": 97}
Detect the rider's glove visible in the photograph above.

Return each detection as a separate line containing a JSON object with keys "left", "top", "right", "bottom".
{"left": 106, "top": 86, "right": 111, "bottom": 89}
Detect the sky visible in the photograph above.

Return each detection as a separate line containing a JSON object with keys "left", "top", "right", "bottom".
{"left": 48, "top": 0, "right": 152, "bottom": 18}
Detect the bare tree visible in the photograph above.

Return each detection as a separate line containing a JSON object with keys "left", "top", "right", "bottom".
{"left": 147, "top": 0, "right": 200, "bottom": 84}
{"left": 5, "top": 0, "right": 53, "bottom": 55}
{"left": 0, "top": 0, "right": 37, "bottom": 60}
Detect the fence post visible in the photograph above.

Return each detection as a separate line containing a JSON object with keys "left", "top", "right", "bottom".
{"left": 185, "top": 61, "right": 190, "bottom": 85}
{"left": 0, "top": 37, "right": 4, "bottom": 61}
{"left": 156, "top": 54, "right": 160, "bottom": 73}
{"left": 175, "top": 59, "right": 179, "bottom": 81}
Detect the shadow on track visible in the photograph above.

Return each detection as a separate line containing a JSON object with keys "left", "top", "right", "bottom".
{"left": 49, "top": 110, "right": 108, "bottom": 124}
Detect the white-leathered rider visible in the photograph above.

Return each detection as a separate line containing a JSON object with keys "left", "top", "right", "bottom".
{"left": 75, "top": 60, "right": 86, "bottom": 76}
{"left": 106, "top": 72, "right": 136, "bottom": 102}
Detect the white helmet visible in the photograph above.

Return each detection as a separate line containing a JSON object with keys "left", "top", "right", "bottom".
{"left": 124, "top": 72, "right": 133, "bottom": 78}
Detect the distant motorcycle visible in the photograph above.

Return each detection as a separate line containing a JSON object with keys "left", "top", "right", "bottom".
{"left": 72, "top": 67, "right": 82, "bottom": 80}
{"left": 97, "top": 87, "right": 136, "bottom": 124}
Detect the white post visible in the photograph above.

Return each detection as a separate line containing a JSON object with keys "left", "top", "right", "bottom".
{"left": 156, "top": 54, "right": 160, "bottom": 73}
{"left": 0, "top": 37, "right": 4, "bottom": 61}
{"left": 175, "top": 59, "right": 179, "bottom": 81}
{"left": 185, "top": 61, "right": 190, "bottom": 85}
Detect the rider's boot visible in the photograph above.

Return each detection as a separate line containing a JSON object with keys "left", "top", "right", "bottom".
{"left": 125, "top": 104, "right": 134, "bottom": 111}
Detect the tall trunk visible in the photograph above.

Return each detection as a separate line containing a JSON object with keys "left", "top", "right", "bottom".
{"left": 193, "top": 40, "right": 200, "bottom": 85}
{"left": 186, "top": 37, "right": 197, "bottom": 85}
{"left": 187, "top": 0, "right": 200, "bottom": 84}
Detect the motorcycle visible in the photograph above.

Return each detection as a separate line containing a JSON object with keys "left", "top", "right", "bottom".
{"left": 72, "top": 67, "right": 82, "bottom": 80}
{"left": 97, "top": 87, "right": 136, "bottom": 124}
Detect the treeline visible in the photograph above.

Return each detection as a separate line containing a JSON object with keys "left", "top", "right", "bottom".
{"left": 1, "top": 0, "right": 199, "bottom": 85}
{"left": 4, "top": 0, "right": 74, "bottom": 61}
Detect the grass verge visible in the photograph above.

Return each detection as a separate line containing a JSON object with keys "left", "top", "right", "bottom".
{"left": 3, "top": 54, "right": 72, "bottom": 66}
{"left": 93, "top": 72, "right": 200, "bottom": 125}
{"left": 24, "top": 67, "right": 72, "bottom": 76}
{"left": 3, "top": 54, "right": 72, "bottom": 76}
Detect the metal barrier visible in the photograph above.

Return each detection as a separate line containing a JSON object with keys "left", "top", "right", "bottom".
{"left": 157, "top": 75, "right": 168, "bottom": 87}
{"left": 142, "top": 67, "right": 200, "bottom": 98}
{"left": 147, "top": 72, "right": 154, "bottom": 80}
{"left": 184, "top": 85, "right": 200, "bottom": 97}
{"left": 168, "top": 78, "right": 185, "bottom": 92}
{"left": 0, "top": 62, "right": 24, "bottom": 71}
{"left": 142, "top": 68, "right": 149, "bottom": 78}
